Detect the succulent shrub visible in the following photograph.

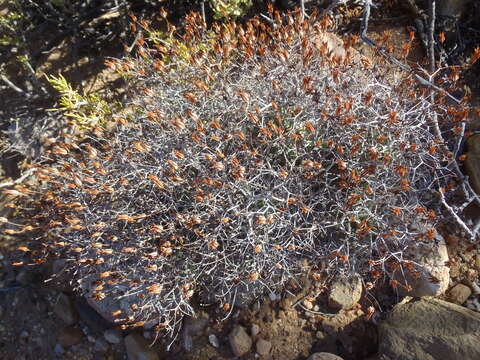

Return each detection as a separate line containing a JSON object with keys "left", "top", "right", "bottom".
{"left": 19, "top": 8, "right": 457, "bottom": 335}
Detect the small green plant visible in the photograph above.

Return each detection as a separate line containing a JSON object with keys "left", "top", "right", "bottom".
{"left": 210, "top": 0, "right": 253, "bottom": 19}
{"left": 0, "top": 10, "right": 24, "bottom": 46}
{"left": 46, "top": 74, "right": 111, "bottom": 130}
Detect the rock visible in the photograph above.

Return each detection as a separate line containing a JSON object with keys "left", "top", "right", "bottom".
{"left": 182, "top": 312, "right": 209, "bottom": 351}
{"left": 94, "top": 338, "right": 110, "bottom": 353}
{"left": 378, "top": 298, "right": 480, "bottom": 360}
{"left": 251, "top": 323, "right": 260, "bottom": 337}
{"left": 308, "top": 353, "right": 344, "bottom": 360}
{"left": 328, "top": 274, "right": 362, "bottom": 309}
{"left": 74, "top": 297, "right": 111, "bottom": 333}
{"left": 465, "top": 297, "right": 480, "bottom": 312}
{"left": 57, "top": 327, "right": 84, "bottom": 347}
{"left": 53, "top": 293, "right": 78, "bottom": 326}
{"left": 104, "top": 328, "right": 123, "bottom": 344}
{"left": 396, "top": 233, "right": 449, "bottom": 297}
{"left": 469, "top": 280, "right": 480, "bottom": 295}
{"left": 229, "top": 325, "right": 252, "bottom": 357}
{"left": 256, "top": 339, "right": 272, "bottom": 356}
{"left": 54, "top": 344, "right": 65, "bottom": 355}
{"left": 201, "top": 281, "right": 265, "bottom": 308}
{"left": 448, "top": 284, "right": 472, "bottom": 304}
{"left": 303, "top": 299, "right": 314, "bottom": 310}
{"left": 81, "top": 275, "right": 157, "bottom": 328}
{"left": 208, "top": 334, "right": 220, "bottom": 348}
{"left": 475, "top": 254, "right": 480, "bottom": 271}
{"left": 124, "top": 333, "right": 159, "bottom": 360}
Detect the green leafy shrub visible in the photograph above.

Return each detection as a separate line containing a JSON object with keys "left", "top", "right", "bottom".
{"left": 21, "top": 9, "right": 454, "bottom": 336}
{"left": 46, "top": 74, "right": 112, "bottom": 130}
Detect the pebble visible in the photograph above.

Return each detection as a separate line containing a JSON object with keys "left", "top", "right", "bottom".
{"left": 475, "top": 254, "right": 480, "bottom": 271}
{"left": 303, "top": 299, "right": 314, "bottom": 310}
{"left": 58, "top": 327, "right": 84, "bottom": 347}
{"left": 208, "top": 334, "right": 220, "bottom": 348}
{"left": 94, "top": 338, "right": 110, "bottom": 353}
{"left": 465, "top": 297, "right": 480, "bottom": 312}
{"left": 229, "top": 325, "right": 252, "bottom": 357}
{"left": 103, "top": 328, "right": 123, "bottom": 344}
{"left": 328, "top": 274, "right": 362, "bottom": 309}
{"left": 448, "top": 284, "right": 472, "bottom": 304}
{"left": 307, "top": 353, "right": 344, "bottom": 360}
{"left": 251, "top": 323, "right": 260, "bottom": 337}
{"left": 470, "top": 281, "right": 480, "bottom": 295}
{"left": 256, "top": 339, "right": 272, "bottom": 356}
{"left": 54, "top": 344, "right": 65, "bottom": 355}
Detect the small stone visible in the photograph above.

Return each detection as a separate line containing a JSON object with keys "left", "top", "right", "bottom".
{"left": 307, "top": 353, "right": 344, "bottom": 360}
{"left": 58, "top": 327, "right": 84, "bottom": 347}
{"left": 104, "top": 328, "right": 123, "bottom": 344}
{"left": 470, "top": 281, "right": 480, "bottom": 295}
{"left": 20, "top": 330, "right": 29, "bottom": 338}
{"left": 229, "top": 325, "right": 252, "bottom": 357}
{"left": 94, "top": 338, "right": 110, "bottom": 353}
{"left": 53, "top": 293, "right": 78, "bottom": 326}
{"left": 208, "top": 334, "right": 220, "bottom": 348}
{"left": 124, "top": 333, "right": 159, "bottom": 360}
{"left": 328, "top": 274, "right": 362, "bottom": 309}
{"left": 251, "top": 324, "right": 260, "bottom": 337}
{"left": 256, "top": 339, "right": 272, "bottom": 356}
{"left": 315, "top": 331, "right": 326, "bottom": 340}
{"left": 54, "top": 344, "right": 65, "bottom": 355}
{"left": 448, "top": 284, "right": 472, "bottom": 304}
{"left": 303, "top": 299, "right": 314, "bottom": 310}
{"left": 397, "top": 238, "right": 450, "bottom": 297}
{"left": 475, "top": 254, "right": 480, "bottom": 271}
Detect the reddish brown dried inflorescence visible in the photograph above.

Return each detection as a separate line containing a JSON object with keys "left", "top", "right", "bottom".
{"left": 12, "top": 6, "right": 464, "bottom": 339}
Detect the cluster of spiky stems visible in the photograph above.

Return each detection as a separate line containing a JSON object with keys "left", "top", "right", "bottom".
{"left": 22, "top": 9, "right": 458, "bottom": 335}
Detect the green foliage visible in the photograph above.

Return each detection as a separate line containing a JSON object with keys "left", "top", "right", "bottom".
{"left": 210, "top": 0, "right": 253, "bottom": 19}
{"left": 46, "top": 74, "right": 111, "bottom": 130}
{"left": 0, "top": 8, "right": 25, "bottom": 46}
